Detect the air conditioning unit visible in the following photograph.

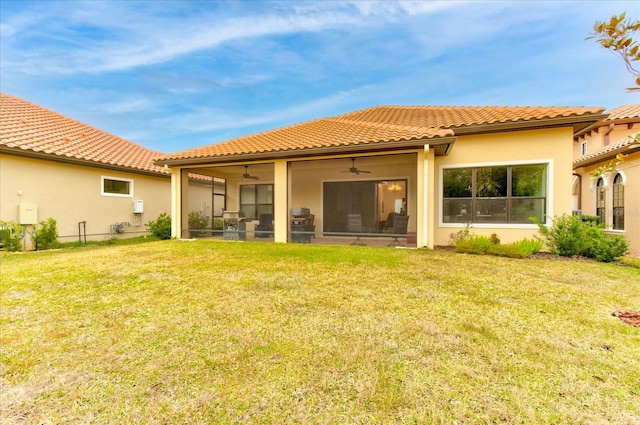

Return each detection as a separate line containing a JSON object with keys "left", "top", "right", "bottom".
{"left": 572, "top": 210, "right": 582, "bottom": 216}
{"left": 133, "top": 200, "right": 144, "bottom": 214}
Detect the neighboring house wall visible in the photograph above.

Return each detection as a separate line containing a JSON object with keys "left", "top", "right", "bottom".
{"left": 576, "top": 156, "right": 640, "bottom": 254}
{"left": 434, "top": 127, "right": 574, "bottom": 245}
{"left": 0, "top": 154, "right": 170, "bottom": 245}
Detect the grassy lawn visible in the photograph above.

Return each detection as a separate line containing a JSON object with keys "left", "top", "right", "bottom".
{"left": 1, "top": 241, "right": 639, "bottom": 424}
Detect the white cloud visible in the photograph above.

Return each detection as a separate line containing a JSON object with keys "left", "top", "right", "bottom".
{"left": 165, "top": 89, "right": 357, "bottom": 135}
{"left": 1, "top": 0, "right": 458, "bottom": 75}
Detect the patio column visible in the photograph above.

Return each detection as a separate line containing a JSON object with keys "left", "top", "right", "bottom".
{"left": 273, "top": 160, "right": 288, "bottom": 243}
{"left": 170, "top": 167, "right": 183, "bottom": 239}
{"left": 416, "top": 145, "right": 435, "bottom": 249}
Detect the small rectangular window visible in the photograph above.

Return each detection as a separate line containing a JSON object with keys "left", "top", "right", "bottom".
{"left": 581, "top": 142, "right": 588, "bottom": 155}
{"left": 102, "top": 176, "right": 133, "bottom": 197}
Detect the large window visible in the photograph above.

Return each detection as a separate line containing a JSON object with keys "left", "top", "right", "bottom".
{"left": 443, "top": 164, "right": 547, "bottom": 224}
{"left": 101, "top": 176, "right": 133, "bottom": 197}
{"left": 240, "top": 184, "right": 273, "bottom": 220}
{"left": 596, "top": 177, "right": 606, "bottom": 225}
{"left": 613, "top": 173, "right": 624, "bottom": 230}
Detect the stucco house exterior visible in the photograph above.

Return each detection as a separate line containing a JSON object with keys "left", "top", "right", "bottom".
{"left": 0, "top": 93, "right": 219, "bottom": 248}
{"left": 573, "top": 104, "right": 640, "bottom": 255}
{"left": 156, "top": 105, "right": 606, "bottom": 248}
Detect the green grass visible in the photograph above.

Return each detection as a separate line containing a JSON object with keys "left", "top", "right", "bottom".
{"left": 1, "top": 240, "right": 639, "bottom": 424}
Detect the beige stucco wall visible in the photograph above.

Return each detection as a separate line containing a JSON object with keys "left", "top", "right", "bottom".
{"left": 0, "top": 154, "right": 170, "bottom": 245}
{"left": 574, "top": 123, "right": 640, "bottom": 158}
{"left": 576, "top": 154, "right": 640, "bottom": 255}
{"left": 433, "top": 127, "right": 574, "bottom": 245}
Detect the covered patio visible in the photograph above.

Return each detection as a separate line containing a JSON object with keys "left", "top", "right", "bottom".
{"left": 167, "top": 148, "right": 452, "bottom": 248}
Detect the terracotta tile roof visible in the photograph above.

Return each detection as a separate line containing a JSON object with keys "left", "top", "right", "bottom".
{"left": 0, "top": 93, "right": 168, "bottom": 175}
{"left": 574, "top": 132, "right": 640, "bottom": 167}
{"left": 604, "top": 104, "right": 640, "bottom": 121}
{"left": 157, "top": 105, "right": 605, "bottom": 163}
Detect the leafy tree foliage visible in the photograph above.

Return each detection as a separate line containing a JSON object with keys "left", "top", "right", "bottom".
{"left": 587, "top": 12, "right": 640, "bottom": 91}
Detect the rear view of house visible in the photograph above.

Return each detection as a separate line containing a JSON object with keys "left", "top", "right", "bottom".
{"left": 156, "top": 104, "right": 606, "bottom": 248}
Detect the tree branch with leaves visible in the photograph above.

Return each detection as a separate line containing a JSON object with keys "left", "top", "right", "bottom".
{"left": 587, "top": 13, "right": 640, "bottom": 91}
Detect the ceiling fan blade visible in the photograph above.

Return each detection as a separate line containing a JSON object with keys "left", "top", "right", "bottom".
{"left": 241, "top": 165, "right": 259, "bottom": 180}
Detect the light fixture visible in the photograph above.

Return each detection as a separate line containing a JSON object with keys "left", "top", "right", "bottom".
{"left": 388, "top": 182, "right": 402, "bottom": 192}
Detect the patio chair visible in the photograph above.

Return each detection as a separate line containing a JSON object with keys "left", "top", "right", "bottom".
{"left": 388, "top": 214, "right": 409, "bottom": 247}
{"left": 347, "top": 213, "right": 366, "bottom": 246}
{"left": 254, "top": 213, "right": 273, "bottom": 238}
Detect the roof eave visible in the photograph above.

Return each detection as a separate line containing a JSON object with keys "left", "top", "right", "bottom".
{"left": 0, "top": 146, "right": 170, "bottom": 178}
{"left": 573, "top": 145, "right": 639, "bottom": 168}
{"left": 455, "top": 113, "right": 608, "bottom": 137}
{"left": 155, "top": 136, "right": 457, "bottom": 167}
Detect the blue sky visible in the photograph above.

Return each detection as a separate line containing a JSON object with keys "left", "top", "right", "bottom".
{"left": 1, "top": 1, "right": 639, "bottom": 153}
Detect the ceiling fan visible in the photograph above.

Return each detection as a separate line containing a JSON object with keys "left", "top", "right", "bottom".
{"left": 341, "top": 158, "right": 371, "bottom": 175}
{"left": 241, "top": 165, "right": 259, "bottom": 180}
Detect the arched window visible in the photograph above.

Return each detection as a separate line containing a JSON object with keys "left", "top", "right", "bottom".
{"left": 596, "top": 178, "right": 606, "bottom": 225}
{"left": 613, "top": 173, "right": 624, "bottom": 230}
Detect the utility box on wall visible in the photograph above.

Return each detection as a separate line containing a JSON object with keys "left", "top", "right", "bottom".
{"left": 133, "top": 200, "right": 144, "bottom": 214}
{"left": 19, "top": 203, "right": 38, "bottom": 224}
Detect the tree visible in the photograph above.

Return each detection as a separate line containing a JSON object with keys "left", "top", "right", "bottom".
{"left": 587, "top": 13, "right": 640, "bottom": 91}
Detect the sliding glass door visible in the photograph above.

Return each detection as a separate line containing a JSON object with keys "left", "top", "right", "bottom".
{"left": 323, "top": 180, "right": 406, "bottom": 233}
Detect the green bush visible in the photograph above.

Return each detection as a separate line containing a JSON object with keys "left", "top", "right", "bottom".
{"left": 33, "top": 217, "right": 59, "bottom": 250}
{"left": 0, "top": 221, "right": 25, "bottom": 251}
{"left": 146, "top": 213, "right": 172, "bottom": 240}
{"left": 533, "top": 214, "right": 585, "bottom": 257}
{"left": 188, "top": 211, "right": 210, "bottom": 238}
{"left": 533, "top": 214, "right": 628, "bottom": 262}
{"left": 580, "top": 224, "right": 629, "bottom": 263}
{"left": 455, "top": 235, "right": 493, "bottom": 255}
{"left": 488, "top": 238, "right": 543, "bottom": 259}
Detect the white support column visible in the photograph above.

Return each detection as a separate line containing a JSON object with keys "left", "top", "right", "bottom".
{"left": 416, "top": 150, "right": 425, "bottom": 248}
{"left": 170, "top": 167, "right": 182, "bottom": 239}
{"left": 426, "top": 146, "right": 436, "bottom": 249}
{"left": 273, "top": 160, "right": 289, "bottom": 243}
{"left": 416, "top": 145, "right": 435, "bottom": 249}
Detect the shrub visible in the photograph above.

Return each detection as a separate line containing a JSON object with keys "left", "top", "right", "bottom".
{"left": 448, "top": 224, "right": 471, "bottom": 246}
{"left": 533, "top": 214, "right": 629, "bottom": 262}
{"left": 33, "top": 217, "right": 59, "bottom": 250}
{"left": 533, "top": 214, "right": 584, "bottom": 257}
{"left": 580, "top": 224, "right": 629, "bottom": 263}
{"left": 188, "top": 211, "right": 210, "bottom": 238}
{"left": 581, "top": 215, "right": 600, "bottom": 225}
{"left": 0, "top": 221, "right": 25, "bottom": 251}
{"left": 455, "top": 235, "right": 492, "bottom": 255}
{"left": 146, "top": 213, "right": 172, "bottom": 240}
{"left": 488, "top": 238, "right": 543, "bottom": 259}
{"left": 489, "top": 233, "right": 500, "bottom": 245}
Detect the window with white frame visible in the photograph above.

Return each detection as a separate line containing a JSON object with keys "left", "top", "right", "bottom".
{"left": 442, "top": 163, "right": 547, "bottom": 224}
{"left": 101, "top": 176, "right": 133, "bottom": 197}
{"left": 613, "top": 173, "right": 624, "bottom": 230}
{"left": 580, "top": 141, "right": 588, "bottom": 155}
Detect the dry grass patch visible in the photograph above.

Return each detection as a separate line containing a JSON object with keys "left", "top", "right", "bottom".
{"left": 1, "top": 241, "right": 639, "bottom": 424}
